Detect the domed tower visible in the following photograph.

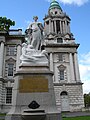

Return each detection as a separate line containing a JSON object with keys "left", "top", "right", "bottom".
{"left": 44, "top": 0, "right": 84, "bottom": 112}
{"left": 44, "top": 0, "right": 73, "bottom": 41}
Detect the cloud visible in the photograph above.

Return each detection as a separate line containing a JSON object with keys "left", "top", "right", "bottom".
{"left": 59, "top": 0, "right": 89, "bottom": 6}
{"left": 46, "top": 0, "right": 89, "bottom": 6}
{"left": 79, "top": 52, "right": 90, "bottom": 93}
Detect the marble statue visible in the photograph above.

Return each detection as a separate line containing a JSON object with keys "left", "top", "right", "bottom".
{"left": 26, "top": 16, "right": 44, "bottom": 50}
{"left": 20, "top": 16, "right": 48, "bottom": 65}
{"left": 20, "top": 44, "right": 48, "bottom": 64}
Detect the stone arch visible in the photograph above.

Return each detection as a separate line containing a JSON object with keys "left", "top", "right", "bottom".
{"left": 60, "top": 91, "right": 68, "bottom": 96}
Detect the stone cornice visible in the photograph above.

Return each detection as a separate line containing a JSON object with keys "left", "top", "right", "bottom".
{"left": 15, "top": 70, "right": 54, "bottom": 76}
{"left": 54, "top": 82, "right": 83, "bottom": 86}
{"left": 0, "top": 30, "right": 8, "bottom": 35}
{"left": 0, "top": 36, "right": 5, "bottom": 43}
{"left": 45, "top": 43, "right": 80, "bottom": 49}
{"left": 6, "top": 34, "right": 25, "bottom": 39}
{"left": 6, "top": 35, "right": 25, "bottom": 43}
{"left": 43, "top": 13, "right": 71, "bottom": 21}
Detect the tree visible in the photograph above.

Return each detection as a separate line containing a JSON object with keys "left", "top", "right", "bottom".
{"left": 0, "top": 17, "right": 15, "bottom": 31}
{"left": 84, "top": 93, "right": 90, "bottom": 107}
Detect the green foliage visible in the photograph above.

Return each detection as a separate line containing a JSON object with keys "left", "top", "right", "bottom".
{"left": 0, "top": 113, "right": 6, "bottom": 116}
{"left": 0, "top": 17, "right": 15, "bottom": 31}
{"left": 84, "top": 93, "right": 90, "bottom": 107}
{"left": 63, "top": 116, "right": 90, "bottom": 120}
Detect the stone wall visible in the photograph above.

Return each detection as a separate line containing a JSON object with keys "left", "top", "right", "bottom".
{"left": 54, "top": 83, "right": 84, "bottom": 112}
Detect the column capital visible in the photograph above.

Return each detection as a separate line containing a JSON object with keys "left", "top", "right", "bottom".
{"left": 0, "top": 36, "right": 5, "bottom": 43}
{"left": 16, "top": 44, "right": 22, "bottom": 47}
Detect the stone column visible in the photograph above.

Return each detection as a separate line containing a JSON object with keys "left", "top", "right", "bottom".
{"left": 51, "top": 20, "right": 53, "bottom": 33}
{"left": 50, "top": 53, "right": 54, "bottom": 72}
{"left": 0, "top": 41, "right": 4, "bottom": 78}
{"left": 49, "top": 19, "right": 51, "bottom": 33}
{"left": 63, "top": 21, "right": 65, "bottom": 34}
{"left": 74, "top": 53, "right": 81, "bottom": 82}
{"left": 65, "top": 20, "right": 67, "bottom": 34}
{"left": 50, "top": 52, "right": 54, "bottom": 82}
{"left": 60, "top": 21, "right": 62, "bottom": 34}
{"left": 69, "top": 53, "right": 75, "bottom": 82}
{"left": 68, "top": 22, "right": 70, "bottom": 33}
{"left": 16, "top": 44, "right": 21, "bottom": 71}
{"left": 54, "top": 21, "right": 57, "bottom": 33}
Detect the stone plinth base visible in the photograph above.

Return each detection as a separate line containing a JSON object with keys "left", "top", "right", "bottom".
{"left": 5, "top": 112, "right": 61, "bottom": 120}
{"left": 5, "top": 65, "right": 61, "bottom": 120}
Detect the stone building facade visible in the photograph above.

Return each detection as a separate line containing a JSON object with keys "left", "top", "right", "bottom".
{"left": 44, "top": 0, "right": 84, "bottom": 111}
{"left": 0, "top": 0, "right": 84, "bottom": 113}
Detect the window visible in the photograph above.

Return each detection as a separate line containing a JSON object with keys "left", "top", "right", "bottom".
{"left": 58, "top": 53, "right": 63, "bottom": 61}
{"left": 55, "top": 11, "right": 57, "bottom": 14}
{"left": 56, "top": 20, "right": 60, "bottom": 34}
{"left": 57, "top": 38, "right": 63, "bottom": 43}
{"left": 6, "top": 45, "right": 16, "bottom": 56}
{"left": 60, "top": 91, "right": 68, "bottom": 96}
{"left": 8, "top": 63, "right": 14, "bottom": 76}
{"left": 58, "top": 65, "right": 66, "bottom": 81}
{"left": 60, "top": 70, "right": 64, "bottom": 80}
{"left": 6, "top": 87, "right": 12, "bottom": 104}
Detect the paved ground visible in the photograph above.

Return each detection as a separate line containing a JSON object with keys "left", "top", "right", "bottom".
{"left": 62, "top": 111, "right": 90, "bottom": 117}
{"left": 0, "top": 111, "right": 90, "bottom": 119}
{"left": 0, "top": 116, "right": 5, "bottom": 120}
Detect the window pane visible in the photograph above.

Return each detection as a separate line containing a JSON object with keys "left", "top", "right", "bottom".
{"left": 8, "top": 63, "right": 14, "bottom": 76}
{"left": 6, "top": 46, "right": 16, "bottom": 56}
{"left": 58, "top": 53, "right": 63, "bottom": 61}
{"left": 6, "top": 88, "right": 12, "bottom": 104}
{"left": 57, "top": 38, "right": 63, "bottom": 43}
{"left": 60, "top": 70, "right": 64, "bottom": 80}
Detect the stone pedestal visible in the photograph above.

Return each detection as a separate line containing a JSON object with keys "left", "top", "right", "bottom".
{"left": 5, "top": 65, "right": 61, "bottom": 120}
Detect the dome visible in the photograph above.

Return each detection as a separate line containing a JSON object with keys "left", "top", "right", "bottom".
{"left": 49, "top": 0, "right": 62, "bottom": 10}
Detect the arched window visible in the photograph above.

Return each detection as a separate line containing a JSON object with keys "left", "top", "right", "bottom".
{"left": 60, "top": 91, "right": 68, "bottom": 96}
{"left": 58, "top": 65, "right": 66, "bottom": 81}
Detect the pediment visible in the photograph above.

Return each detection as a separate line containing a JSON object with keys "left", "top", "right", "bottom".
{"left": 5, "top": 57, "right": 16, "bottom": 62}
{"left": 58, "top": 64, "right": 66, "bottom": 70}
{"left": 64, "top": 34, "right": 71, "bottom": 39}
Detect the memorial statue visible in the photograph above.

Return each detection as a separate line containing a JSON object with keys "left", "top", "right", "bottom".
{"left": 20, "top": 16, "right": 48, "bottom": 65}
{"left": 25, "top": 16, "right": 44, "bottom": 50}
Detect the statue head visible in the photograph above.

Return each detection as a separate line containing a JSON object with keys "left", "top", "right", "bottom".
{"left": 33, "top": 16, "right": 38, "bottom": 22}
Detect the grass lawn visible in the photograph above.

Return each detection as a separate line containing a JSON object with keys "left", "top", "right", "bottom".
{"left": 63, "top": 116, "right": 90, "bottom": 120}
{"left": 0, "top": 113, "right": 6, "bottom": 116}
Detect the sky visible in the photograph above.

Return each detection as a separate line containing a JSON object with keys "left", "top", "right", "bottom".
{"left": 0, "top": 0, "right": 90, "bottom": 93}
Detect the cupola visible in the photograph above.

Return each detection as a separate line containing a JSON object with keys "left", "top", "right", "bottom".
{"left": 49, "top": 0, "right": 62, "bottom": 11}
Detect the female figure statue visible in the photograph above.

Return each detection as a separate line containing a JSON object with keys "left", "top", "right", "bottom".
{"left": 29, "top": 16, "right": 44, "bottom": 50}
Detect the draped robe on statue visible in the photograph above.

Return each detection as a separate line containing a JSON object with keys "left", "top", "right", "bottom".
{"left": 29, "top": 22, "right": 43, "bottom": 50}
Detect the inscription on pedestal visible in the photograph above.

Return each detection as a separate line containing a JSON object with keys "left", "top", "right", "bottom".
{"left": 19, "top": 76, "right": 48, "bottom": 93}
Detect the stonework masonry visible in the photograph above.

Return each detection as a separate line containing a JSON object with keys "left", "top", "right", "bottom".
{"left": 54, "top": 84, "right": 84, "bottom": 111}
{"left": 0, "top": 0, "right": 84, "bottom": 113}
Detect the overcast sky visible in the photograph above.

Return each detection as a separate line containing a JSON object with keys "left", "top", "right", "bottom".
{"left": 0, "top": 0, "right": 90, "bottom": 93}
